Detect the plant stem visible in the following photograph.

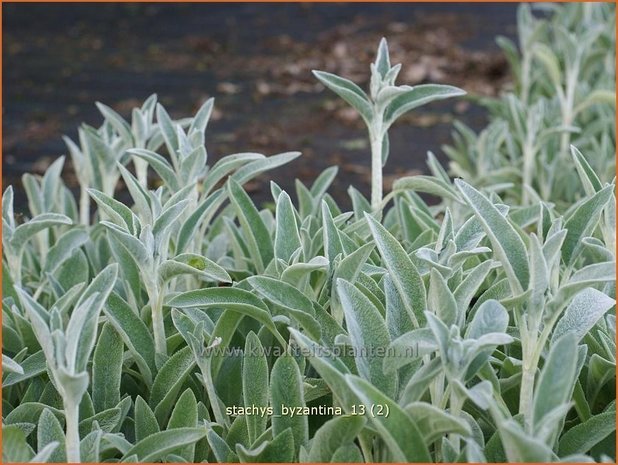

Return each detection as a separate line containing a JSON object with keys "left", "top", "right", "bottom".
{"left": 134, "top": 157, "right": 149, "bottom": 189}
{"left": 520, "top": 54, "right": 531, "bottom": 106}
{"left": 64, "top": 400, "right": 81, "bottom": 463}
{"left": 430, "top": 369, "right": 445, "bottom": 407}
{"left": 519, "top": 330, "right": 539, "bottom": 431}
{"left": 150, "top": 287, "right": 167, "bottom": 356}
{"left": 448, "top": 388, "right": 464, "bottom": 454}
{"left": 199, "top": 358, "right": 228, "bottom": 427}
{"left": 370, "top": 128, "right": 384, "bottom": 211}
{"left": 79, "top": 185, "right": 90, "bottom": 226}
{"left": 8, "top": 253, "right": 23, "bottom": 288}
{"left": 32, "top": 278, "right": 48, "bottom": 300}
{"left": 559, "top": 61, "right": 579, "bottom": 165}
{"left": 521, "top": 124, "right": 536, "bottom": 205}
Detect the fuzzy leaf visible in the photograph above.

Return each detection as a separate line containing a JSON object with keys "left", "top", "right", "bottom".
{"left": 88, "top": 189, "right": 136, "bottom": 233}
{"left": 274, "top": 191, "right": 302, "bottom": 263}
{"left": 455, "top": 179, "right": 529, "bottom": 293}
{"left": 78, "top": 407, "right": 122, "bottom": 436}
{"left": 394, "top": 175, "right": 461, "bottom": 203}
{"left": 117, "top": 164, "right": 152, "bottom": 224}
{"left": 66, "top": 264, "right": 118, "bottom": 373}
{"left": 228, "top": 179, "right": 273, "bottom": 271}
{"left": 96, "top": 102, "right": 133, "bottom": 142}
{"left": 236, "top": 428, "right": 295, "bottom": 463}
{"left": 384, "top": 274, "right": 413, "bottom": 340}
{"left": 122, "top": 428, "right": 207, "bottom": 462}
{"left": 570, "top": 146, "right": 603, "bottom": 195}
{"left": 560, "top": 261, "right": 616, "bottom": 299}
{"left": 281, "top": 256, "right": 329, "bottom": 286}
{"left": 176, "top": 190, "right": 223, "bottom": 253}
{"left": 428, "top": 268, "right": 458, "bottom": 327}
{"left": 466, "top": 299, "right": 509, "bottom": 339}
{"left": 310, "top": 166, "right": 338, "bottom": 199}
{"left": 44, "top": 228, "right": 90, "bottom": 273}
{"left": 5, "top": 403, "right": 65, "bottom": 427}
{"left": 153, "top": 199, "right": 190, "bottom": 240}
{"left": 552, "top": 288, "right": 616, "bottom": 345}
{"left": 365, "top": 213, "right": 426, "bottom": 327}
{"left": 344, "top": 374, "right": 431, "bottom": 462}
{"left": 10, "top": 213, "right": 72, "bottom": 251}
{"left": 558, "top": 408, "right": 616, "bottom": 456}
{"left": 574, "top": 89, "right": 616, "bottom": 115}
{"left": 31, "top": 442, "right": 60, "bottom": 463}
{"left": 167, "top": 389, "right": 198, "bottom": 462}
{"left": 92, "top": 323, "right": 124, "bottom": 412}
{"left": 37, "top": 408, "right": 66, "bottom": 462}
{"left": 321, "top": 201, "right": 345, "bottom": 263}
{"left": 231, "top": 151, "right": 301, "bottom": 186}
{"left": 533, "top": 333, "right": 578, "bottom": 430}
{"left": 202, "top": 152, "right": 264, "bottom": 195}
{"left": 533, "top": 43, "right": 561, "bottom": 89}
{"left": 135, "top": 396, "right": 160, "bottom": 442}
{"left": 331, "top": 444, "right": 364, "bottom": 462}
{"left": 500, "top": 420, "right": 555, "bottom": 462}
{"left": 243, "top": 332, "right": 269, "bottom": 445}
{"left": 384, "top": 84, "right": 465, "bottom": 127}
{"left": 384, "top": 328, "right": 436, "bottom": 373}
{"left": 453, "top": 260, "right": 497, "bottom": 313}
{"left": 160, "top": 253, "right": 231, "bottom": 283}
{"left": 128, "top": 148, "right": 180, "bottom": 190}
{"left": 248, "top": 276, "right": 321, "bottom": 340}
{"left": 313, "top": 70, "right": 373, "bottom": 123}
{"left": 80, "top": 429, "right": 103, "bottom": 463}
{"left": 3, "top": 425, "right": 34, "bottom": 462}
{"left": 247, "top": 276, "right": 314, "bottom": 317}
{"left": 307, "top": 415, "right": 366, "bottom": 462}
{"left": 101, "top": 221, "right": 150, "bottom": 266}
{"left": 2, "top": 353, "right": 24, "bottom": 375}
{"left": 103, "top": 293, "right": 156, "bottom": 383}
{"left": 405, "top": 402, "right": 471, "bottom": 444}
{"left": 287, "top": 328, "right": 354, "bottom": 409}
{"left": 168, "top": 287, "right": 283, "bottom": 344}
{"left": 150, "top": 346, "right": 196, "bottom": 425}
{"left": 562, "top": 185, "right": 613, "bottom": 264}
{"left": 271, "top": 355, "right": 309, "bottom": 454}
{"left": 337, "top": 279, "right": 396, "bottom": 397}
{"left": 374, "top": 37, "right": 391, "bottom": 77}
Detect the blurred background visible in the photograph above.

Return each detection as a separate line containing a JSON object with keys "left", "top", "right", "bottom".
{"left": 3, "top": 3, "right": 517, "bottom": 209}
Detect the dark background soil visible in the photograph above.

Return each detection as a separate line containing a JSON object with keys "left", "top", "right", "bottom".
{"left": 3, "top": 3, "right": 518, "bottom": 210}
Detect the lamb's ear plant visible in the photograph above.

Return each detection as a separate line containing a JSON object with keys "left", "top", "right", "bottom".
{"left": 453, "top": 177, "right": 615, "bottom": 430}
{"left": 314, "top": 38, "right": 465, "bottom": 210}
{"left": 2, "top": 354, "right": 24, "bottom": 375}
{"left": 2, "top": 185, "right": 73, "bottom": 287}
{"left": 2, "top": 3, "right": 616, "bottom": 463}
{"left": 64, "top": 94, "right": 163, "bottom": 224}
{"left": 14, "top": 264, "right": 118, "bottom": 462}
{"left": 444, "top": 3, "right": 615, "bottom": 208}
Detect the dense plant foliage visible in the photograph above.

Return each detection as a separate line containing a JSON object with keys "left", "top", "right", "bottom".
{"left": 2, "top": 4, "right": 616, "bottom": 463}
{"left": 443, "top": 3, "right": 616, "bottom": 209}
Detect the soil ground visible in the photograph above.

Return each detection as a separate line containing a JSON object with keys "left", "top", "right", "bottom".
{"left": 3, "top": 3, "right": 517, "bottom": 210}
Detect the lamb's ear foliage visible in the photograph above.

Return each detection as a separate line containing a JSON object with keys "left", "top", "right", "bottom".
{"left": 92, "top": 323, "right": 124, "bottom": 413}
{"left": 271, "top": 355, "right": 308, "bottom": 458}
{"left": 3, "top": 4, "right": 615, "bottom": 463}
{"left": 455, "top": 179, "right": 529, "bottom": 293}
{"left": 314, "top": 37, "right": 464, "bottom": 209}
{"left": 365, "top": 213, "right": 426, "bottom": 327}
{"left": 337, "top": 279, "right": 397, "bottom": 398}
{"left": 242, "top": 332, "right": 269, "bottom": 445}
